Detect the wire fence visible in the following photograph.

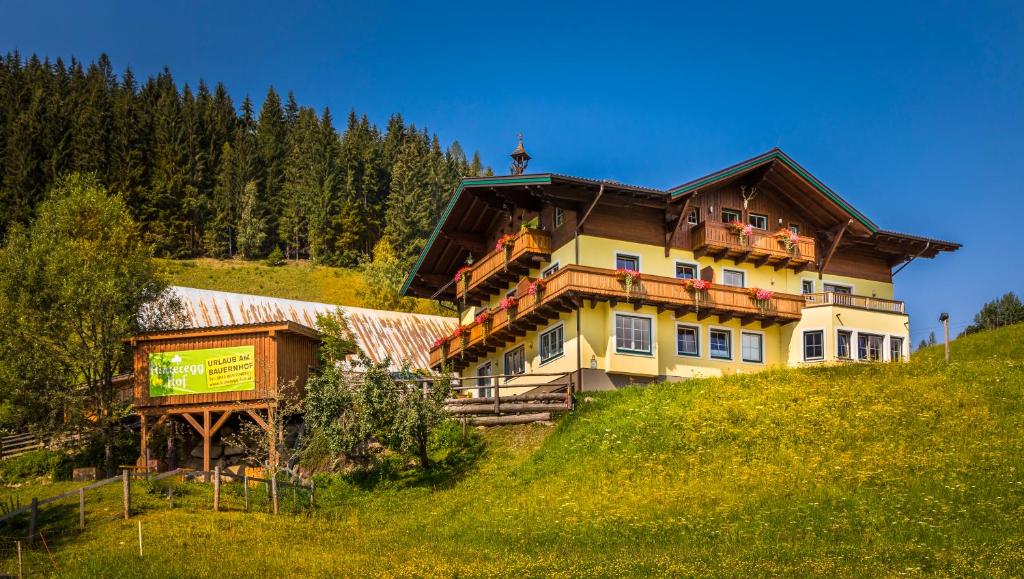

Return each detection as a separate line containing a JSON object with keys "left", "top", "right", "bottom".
{"left": 0, "top": 468, "right": 315, "bottom": 576}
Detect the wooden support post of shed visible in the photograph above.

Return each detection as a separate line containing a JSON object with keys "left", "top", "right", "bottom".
{"left": 203, "top": 411, "right": 211, "bottom": 481}
{"left": 139, "top": 414, "right": 148, "bottom": 473}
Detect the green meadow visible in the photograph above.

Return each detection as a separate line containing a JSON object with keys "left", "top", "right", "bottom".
{"left": 2, "top": 323, "right": 1022, "bottom": 577}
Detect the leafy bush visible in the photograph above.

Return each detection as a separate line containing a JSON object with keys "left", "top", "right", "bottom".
{"left": 265, "top": 247, "right": 286, "bottom": 267}
{"left": 0, "top": 449, "right": 73, "bottom": 482}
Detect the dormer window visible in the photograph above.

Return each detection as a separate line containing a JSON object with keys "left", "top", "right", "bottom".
{"left": 554, "top": 207, "right": 566, "bottom": 228}
{"left": 687, "top": 207, "right": 700, "bottom": 225}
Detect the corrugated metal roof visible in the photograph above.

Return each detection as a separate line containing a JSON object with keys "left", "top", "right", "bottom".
{"left": 170, "top": 286, "right": 456, "bottom": 371}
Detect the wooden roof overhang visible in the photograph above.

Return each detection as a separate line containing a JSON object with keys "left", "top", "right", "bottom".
{"left": 401, "top": 174, "right": 671, "bottom": 299}
{"left": 129, "top": 320, "right": 320, "bottom": 345}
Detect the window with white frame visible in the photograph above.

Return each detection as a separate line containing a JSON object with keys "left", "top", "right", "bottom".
{"left": 741, "top": 332, "right": 763, "bottom": 363}
{"left": 615, "top": 253, "right": 640, "bottom": 271}
{"left": 542, "top": 263, "right": 559, "bottom": 278}
{"left": 801, "top": 279, "right": 815, "bottom": 294}
{"left": 723, "top": 269, "right": 745, "bottom": 288}
{"left": 539, "top": 324, "right": 564, "bottom": 364}
{"left": 748, "top": 213, "right": 768, "bottom": 230}
{"left": 476, "top": 362, "right": 492, "bottom": 398}
{"left": 722, "top": 208, "right": 741, "bottom": 223}
{"left": 554, "top": 207, "right": 565, "bottom": 228}
{"left": 504, "top": 345, "right": 526, "bottom": 380}
{"left": 789, "top": 224, "right": 800, "bottom": 235}
{"left": 803, "top": 330, "right": 824, "bottom": 361}
{"left": 687, "top": 207, "right": 700, "bottom": 225}
{"left": 675, "top": 262, "right": 698, "bottom": 280}
{"left": 824, "top": 283, "right": 852, "bottom": 294}
{"left": 677, "top": 325, "right": 699, "bottom": 357}
{"left": 890, "top": 336, "right": 904, "bottom": 361}
{"left": 837, "top": 330, "right": 852, "bottom": 359}
{"left": 858, "top": 333, "right": 884, "bottom": 361}
{"left": 709, "top": 328, "right": 732, "bottom": 360}
{"left": 615, "top": 314, "right": 652, "bottom": 355}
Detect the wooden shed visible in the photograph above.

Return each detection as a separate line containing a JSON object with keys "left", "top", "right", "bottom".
{"left": 130, "top": 321, "right": 320, "bottom": 472}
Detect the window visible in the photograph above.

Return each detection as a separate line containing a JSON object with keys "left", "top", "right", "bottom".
{"left": 539, "top": 325, "right": 564, "bottom": 364}
{"left": 801, "top": 280, "right": 815, "bottom": 295}
{"left": 748, "top": 213, "right": 768, "bottom": 230}
{"left": 721, "top": 208, "right": 742, "bottom": 223}
{"left": 723, "top": 269, "right": 745, "bottom": 288}
{"left": 615, "top": 253, "right": 640, "bottom": 271}
{"left": 675, "top": 262, "right": 698, "bottom": 280}
{"left": 837, "top": 330, "right": 852, "bottom": 359}
{"left": 789, "top": 224, "right": 800, "bottom": 235}
{"left": 890, "top": 336, "right": 904, "bottom": 361}
{"left": 677, "top": 325, "right": 700, "bottom": 357}
{"left": 710, "top": 329, "right": 732, "bottom": 360}
{"left": 615, "top": 314, "right": 652, "bottom": 354}
{"left": 687, "top": 207, "right": 700, "bottom": 225}
{"left": 542, "top": 263, "right": 559, "bottom": 278}
{"left": 505, "top": 288, "right": 516, "bottom": 298}
{"left": 476, "top": 363, "right": 492, "bottom": 398}
{"left": 858, "top": 333, "right": 883, "bottom": 361}
{"left": 803, "top": 330, "right": 824, "bottom": 361}
{"left": 554, "top": 207, "right": 566, "bottom": 228}
{"left": 741, "top": 332, "right": 763, "bottom": 363}
{"left": 503, "top": 346, "right": 526, "bottom": 379}
{"left": 824, "top": 283, "right": 852, "bottom": 294}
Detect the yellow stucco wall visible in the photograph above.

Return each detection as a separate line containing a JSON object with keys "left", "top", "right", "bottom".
{"left": 455, "top": 234, "right": 907, "bottom": 391}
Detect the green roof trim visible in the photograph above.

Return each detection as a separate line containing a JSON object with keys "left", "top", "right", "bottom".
{"left": 668, "top": 150, "right": 878, "bottom": 233}
{"left": 400, "top": 175, "right": 552, "bottom": 295}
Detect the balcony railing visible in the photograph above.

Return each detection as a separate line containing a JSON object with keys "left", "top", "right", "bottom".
{"left": 430, "top": 265, "right": 806, "bottom": 369}
{"left": 691, "top": 221, "right": 815, "bottom": 270}
{"left": 455, "top": 228, "right": 552, "bottom": 306}
{"left": 804, "top": 292, "right": 905, "bottom": 314}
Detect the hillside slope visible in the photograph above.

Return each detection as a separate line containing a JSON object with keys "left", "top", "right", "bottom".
{"left": 4, "top": 324, "right": 1023, "bottom": 576}
{"left": 155, "top": 258, "right": 442, "bottom": 314}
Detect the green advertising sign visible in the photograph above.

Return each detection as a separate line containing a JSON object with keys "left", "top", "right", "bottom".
{"left": 149, "top": 346, "right": 256, "bottom": 397}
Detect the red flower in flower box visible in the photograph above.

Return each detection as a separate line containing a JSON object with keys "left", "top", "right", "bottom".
{"left": 494, "top": 233, "right": 516, "bottom": 253}
{"left": 474, "top": 311, "right": 492, "bottom": 325}
{"left": 499, "top": 296, "right": 518, "bottom": 311}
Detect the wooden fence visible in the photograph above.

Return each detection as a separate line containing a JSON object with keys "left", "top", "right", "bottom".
{"left": 0, "top": 432, "right": 46, "bottom": 460}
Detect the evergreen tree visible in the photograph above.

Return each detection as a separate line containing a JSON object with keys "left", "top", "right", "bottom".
{"left": 384, "top": 136, "right": 434, "bottom": 267}
{"left": 928, "top": 331, "right": 937, "bottom": 346}
{"left": 236, "top": 180, "right": 266, "bottom": 259}
{"left": 256, "top": 87, "right": 286, "bottom": 252}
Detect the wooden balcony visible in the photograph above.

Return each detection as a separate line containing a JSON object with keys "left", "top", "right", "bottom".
{"left": 455, "top": 228, "right": 551, "bottom": 306}
{"left": 804, "top": 292, "right": 905, "bottom": 314}
{"left": 691, "top": 221, "right": 815, "bottom": 271}
{"left": 430, "top": 265, "right": 805, "bottom": 370}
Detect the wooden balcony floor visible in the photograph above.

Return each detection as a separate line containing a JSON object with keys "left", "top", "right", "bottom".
{"left": 691, "top": 221, "right": 815, "bottom": 271}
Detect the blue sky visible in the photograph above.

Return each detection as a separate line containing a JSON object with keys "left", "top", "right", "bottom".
{"left": 3, "top": 0, "right": 1021, "bottom": 341}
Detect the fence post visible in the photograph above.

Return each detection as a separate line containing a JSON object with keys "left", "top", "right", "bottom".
{"left": 27, "top": 498, "right": 37, "bottom": 546}
{"left": 79, "top": 488, "right": 85, "bottom": 529}
{"left": 122, "top": 469, "right": 130, "bottom": 519}
{"left": 271, "top": 471, "right": 279, "bottom": 515}
{"left": 213, "top": 466, "right": 221, "bottom": 512}
{"left": 16, "top": 540, "right": 22, "bottom": 579}
{"left": 137, "top": 520, "right": 143, "bottom": 557}
{"left": 493, "top": 376, "right": 501, "bottom": 416}
{"left": 309, "top": 479, "right": 315, "bottom": 508}
{"left": 243, "top": 470, "right": 250, "bottom": 512}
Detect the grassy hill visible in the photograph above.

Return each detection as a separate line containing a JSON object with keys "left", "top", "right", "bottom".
{"left": 2, "top": 324, "right": 1023, "bottom": 576}
{"left": 155, "top": 258, "right": 443, "bottom": 314}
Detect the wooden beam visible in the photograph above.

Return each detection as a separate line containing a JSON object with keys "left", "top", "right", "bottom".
{"left": 753, "top": 254, "right": 771, "bottom": 268}
{"left": 664, "top": 196, "right": 693, "bottom": 257}
{"left": 209, "top": 410, "right": 234, "bottom": 437}
{"left": 740, "top": 315, "right": 756, "bottom": 326}
{"left": 576, "top": 182, "right": 605, "bottom": 234}
{"left": 181, "top": 413, "right": 204, "bottom": 436}
{"left": 440, "top": 231, "right": 487, "bottom": 254}
{"left": 717, "top": 312, "right": 734, "bottom": 324}
{"left": 697, "top": 310, "right": 713, "bottom": 321}
{"left": 203, "top": 411, "right": 211, "bottom": 473}
{"left": 818, "top": 219, "right": 852, "bottom": 279}
{"left": 760, "top": 318, "right": 778, "bottom": 329}
{"left": 773, "top": 257, "right": 792, "bottom": 271}
{"left": 245, "top": 409, "right": 268, "bottom": 431}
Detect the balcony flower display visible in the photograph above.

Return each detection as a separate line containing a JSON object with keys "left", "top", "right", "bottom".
{"left": 453, "top": 265, "right": 472, "bottom": 299}
{"left": 495, "top": 233, "right": 516, "bottom": 270}
{"left": 775, "top": 228, "right": 799, "bottom": 252}
{"left": 432, "top": 336, "right": 446, "bottom": 350}
{"left": 475, "top": 310, "right": 493, "bottom": 343}
{"left": 499, "top": 296, "right": 518, "bottom": 320}
{"left": 728, "top": 220, "right": 754, "bottom": 246}
{"left": 615, "top": 268, "right": 642, "bottom": 300}
{"left": 526, "top": 278, "right": 546, "bottom": 297}
{"left": 682, "top": 278, "right": 711, "bottom": 311}
{"left": 750, "top": 287, "right": 774, "bottom": 313}
{"left": 451, "top": 325, "right": 469, "bottom": 353}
